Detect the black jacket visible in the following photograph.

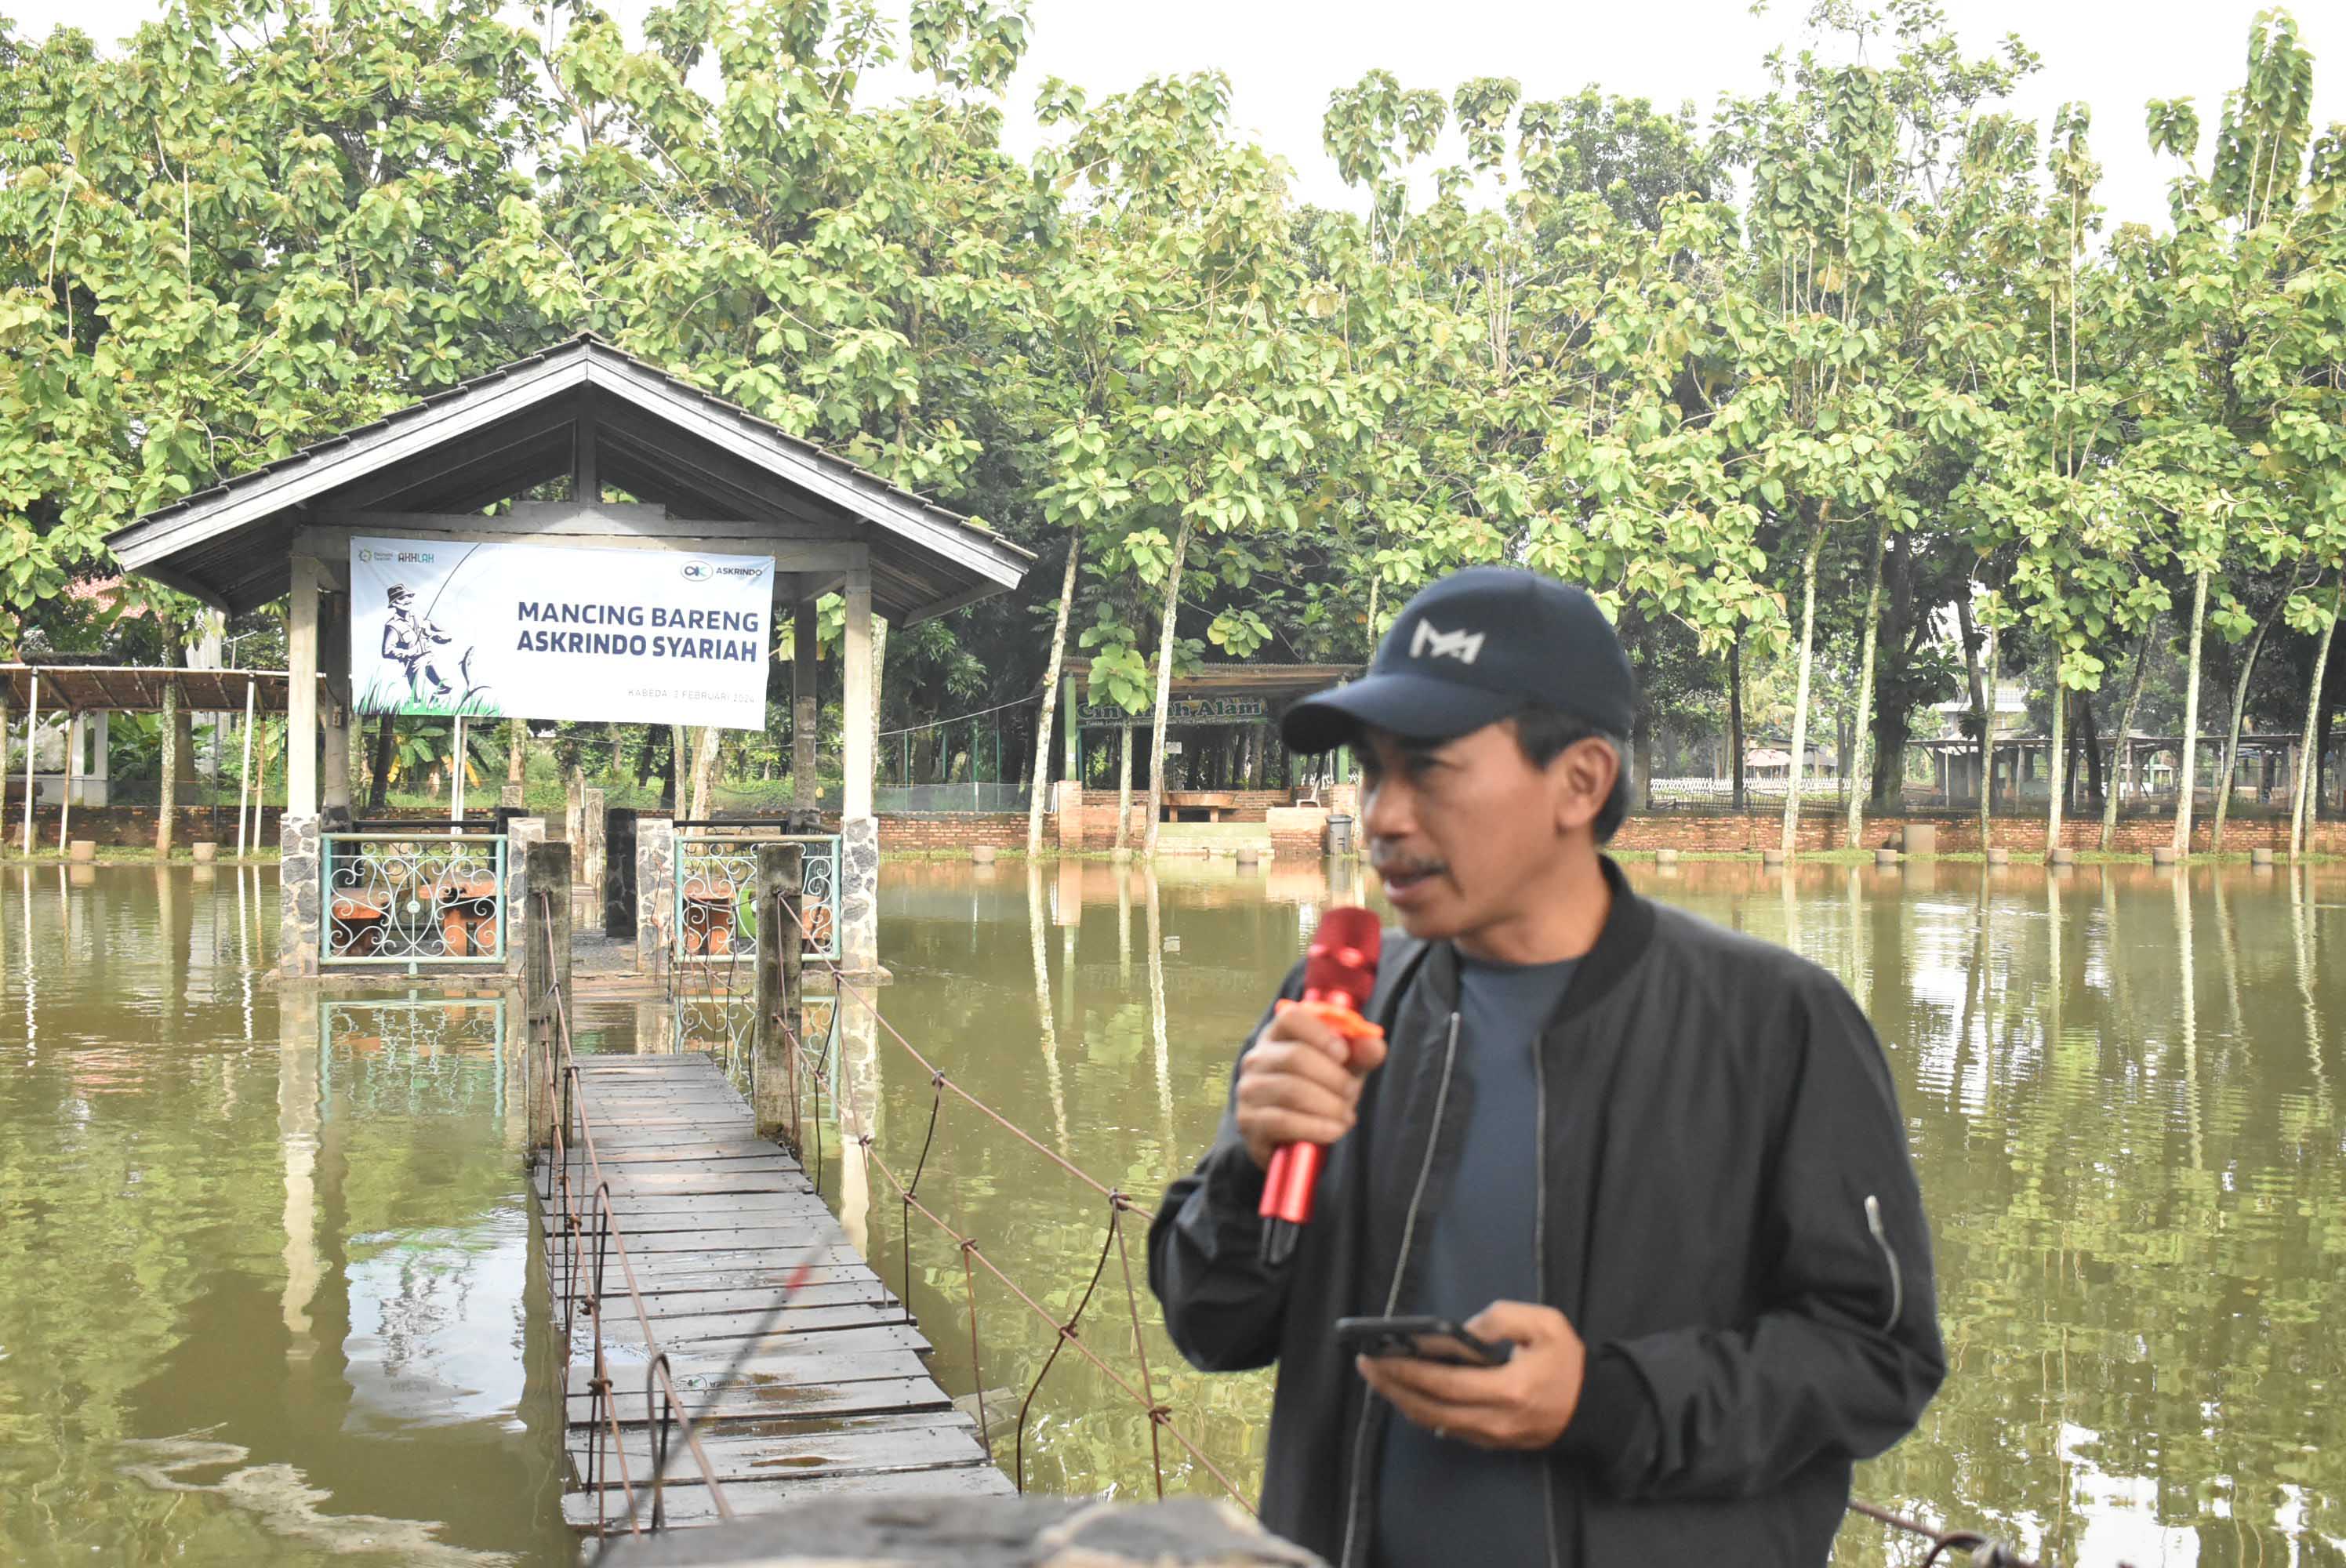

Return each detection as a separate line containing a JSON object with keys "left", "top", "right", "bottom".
{"left": 1149, "top": 858, "right": 1945, "bottom": 1566}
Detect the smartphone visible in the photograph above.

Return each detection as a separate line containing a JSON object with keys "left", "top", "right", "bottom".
{"left": 1335, "top": 1314, "right": 1514, "bottom": 1367}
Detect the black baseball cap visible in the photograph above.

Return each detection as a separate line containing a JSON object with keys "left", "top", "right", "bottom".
{"left": 1281, "top": 566, "right": 1636, "bottom": 753}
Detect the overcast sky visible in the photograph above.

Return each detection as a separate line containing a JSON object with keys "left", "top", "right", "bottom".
{"left": 6, "top": 0, "right": 2341, "bottom": 230}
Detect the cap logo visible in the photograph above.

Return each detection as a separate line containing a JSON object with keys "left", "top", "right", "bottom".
{"left": 1411, "top": 620, "right": 1486, "bottom": 666}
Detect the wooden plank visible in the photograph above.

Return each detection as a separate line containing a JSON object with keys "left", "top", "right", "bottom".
{"left": 543, "top": 1229, "right": 851, "bottom": 1269}
{"left": 562, "top": 1327, "right": 935, "bottom": 1394}
{"left": 565, "top": 1415, "right": 990, "bottom": 1490}
{"left": 594, "top": 1301, "right": 913, "bottom": 1346}
{"left": 608, "top": 1280, "right": 898, "bottom": 1320}
{"left": 565, "top": 1204, "right": 838, "bottom": 1237}
{"left": 562, "top": 1460, "right": 1013, "bottom": 1530}
{"left": 536, "top": 1169, "right": 812, "bottom": 1201}
{"left": 565, "top": 1374, "right": 950, "bottom": 1428}
{"left": 551, "top": 1247, "right": 870, "bottom": 1287}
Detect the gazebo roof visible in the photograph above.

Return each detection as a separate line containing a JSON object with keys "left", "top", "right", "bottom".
{"left": 105, "top": 334, "right": 1032, "bottom": 622}
{"left": 2, "top": 663, "right": 313, "bottom": 713}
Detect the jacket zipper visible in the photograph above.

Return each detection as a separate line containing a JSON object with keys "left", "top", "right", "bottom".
{"left": 1534, "top": 1011, "right": 1559, "bottom": 1567}
{"left": 1340, "top": 1010, "right": 1461, "bottom": 1568}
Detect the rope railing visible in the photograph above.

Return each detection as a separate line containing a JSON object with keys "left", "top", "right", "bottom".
{"left": 771, "top": 892, "right": 1250, "bottom": 1510}
{"left": 530, "top": 889, "right": 736, "bottom": 1542}
{"left": 764, "top": 892, "right": 2103, "bottom": 1566}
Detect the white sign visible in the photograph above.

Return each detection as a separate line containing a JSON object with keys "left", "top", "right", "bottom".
{"left": 349, "top": 536, "right": 775, "bottom": 730}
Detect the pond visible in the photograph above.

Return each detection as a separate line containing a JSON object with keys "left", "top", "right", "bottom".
{"left": 0, "top": 857, "right": 2339, "bottom": 1566}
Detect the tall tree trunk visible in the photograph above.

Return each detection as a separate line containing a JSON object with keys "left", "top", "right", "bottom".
{"left": 1727, "top": 633, "right": 1746, "bottom": 811}
{"left": 2291, "top": 589, "right": 2337, "bottom": 862}
{"left": 2078, "top": 688, "right": 2104, "bottom": 808}
{"left": 1142, "top": 517, "right": 1195, "bottom": 862}
{"left": 662, "top": 724, "right": 682, "bottom": 811}
{"left": 688, "top": 726, "right": 722, "bottom": 819}
{"left": 1115, "top": 724, "right": 1134, "bottom": 853}
{"left": 2212, "top": 580, "right": 2292, "bottom": 850}
{"left": 2102, "top": 621, "right": 2155, "bottom": 851}
{"left": 1956, "top": 583, "right": 1992, "bottom": 840}
{"left": 2046, "top": 667, "right": 2067, "bottom": 860}
{"left": 507, "top": 717, "right": 527, "bottom": 788}
{"left": 2174, "top": 568, "right": 2210, "bottom": 856}
{"left": 1846, "top": 523, "right": 1884, "bottom": 849}
{"left": 1026, "top": 536, "right": 1083, "bottom": 856}
{"left": 1781, "top": 525, "right": 1826, "bottom": 858}
{"left": 368, "top": 717, "right": 394, "bottom": 811}
{"left": 155, "top": 676, "right": 179, "bottom": 858}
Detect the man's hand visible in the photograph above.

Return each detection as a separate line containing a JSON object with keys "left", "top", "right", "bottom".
{"left": 1354, "top": 1301, "right": 1588, "bottom": 1450}
{"left": 1233, "top": 1001, "right": 1389, "bottom": 1171}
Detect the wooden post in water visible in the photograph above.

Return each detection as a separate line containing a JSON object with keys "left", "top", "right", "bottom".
{"left": 754, "top": 840, "right": 804, "bottom": 1152}
{"left": 20, "top": 671, "right": 38, "bottom": 856}
{"left": 524, "top": 840, "right": 574, "bottom": 1151}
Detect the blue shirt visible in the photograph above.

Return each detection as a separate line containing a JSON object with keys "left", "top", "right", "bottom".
{"left": 1372, "top": 953, "right": 1578, "bottom": 1568}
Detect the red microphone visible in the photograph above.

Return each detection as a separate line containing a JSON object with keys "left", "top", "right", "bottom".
{"left": 1258, "top": 906, "right": 1383, "bottom": 1266}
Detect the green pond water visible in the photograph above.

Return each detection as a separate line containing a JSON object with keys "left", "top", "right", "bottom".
{"left": 1, "top": 857, "right": 2340, "bottom": 1566}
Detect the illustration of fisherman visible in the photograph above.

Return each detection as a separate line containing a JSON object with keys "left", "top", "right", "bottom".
{"left": 381, "top": 583, "right": 456, "bottom": 701}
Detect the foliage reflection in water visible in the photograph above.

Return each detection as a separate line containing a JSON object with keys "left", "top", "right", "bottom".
{"left": 789, "top": 857, "right": 2344, "bottom": 1568}
{"left": 3, "top": 858, "right": 2341, "bottom": 1566}
{"left": 0, "top": 865, "right": 570, "bottom": 1567}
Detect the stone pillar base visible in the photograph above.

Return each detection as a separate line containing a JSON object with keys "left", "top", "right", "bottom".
{"left": 636, "top": 817, "right": 676, "bottom": 974}
{"left": 839, "top": 815, "right": 881, "bottom": 974}
{"left": 505, "top": 818, "right": 546, "bottom": 978}
{"left": 278, "top": 813, "right": 321, "bottom": 975}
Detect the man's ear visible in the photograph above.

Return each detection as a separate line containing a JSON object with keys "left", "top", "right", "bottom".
{"left": 1550, "top": 736, "right": 1620, "bottom": 837}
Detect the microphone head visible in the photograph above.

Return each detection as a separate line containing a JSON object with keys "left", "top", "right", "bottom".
{"left": 1305, "top": 906, "right": 1382, "bottom": 1011}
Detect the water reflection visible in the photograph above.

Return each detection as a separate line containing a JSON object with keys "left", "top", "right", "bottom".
{"left": 821, "top": 857, "right": 2346, "bottom": 1566}
{"left": 0, "top": 869, "right": 567, "bottom": 1567}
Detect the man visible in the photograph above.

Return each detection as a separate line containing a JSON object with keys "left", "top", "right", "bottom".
{"left": 381, "top": 583, "right": 456, "bottom": 702}
{"left": 1149, "top": 566, "right": 1944, "bottom": 1567}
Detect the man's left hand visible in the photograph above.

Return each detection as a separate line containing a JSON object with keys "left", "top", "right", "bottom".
{"left": 1354, "top": 1301, "right": 1587, "bottom": 1450}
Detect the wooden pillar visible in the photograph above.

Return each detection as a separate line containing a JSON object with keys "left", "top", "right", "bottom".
{"left": 754, "top": 841, "right": 804, "bottom": 1149}
{"left": 524, "top": 839, "right": 574, "bottom": 1150}
{"left": 56, "top": 711, "right": 74, "bottom": 853}
{"left": 19, "top": 671, "right": 37, "bottom": 855}
{"left": 319, "top": 590, "right": 350, "bottom": 819}
{"left": 237, "top": 680, "right": 256, "bottom": 857}
{"left": 842, "top": 567, "right": 874, "bottom": 821}
{"left": 288, "top": 555, "right": 321, "bottom": 818}
{"left": 792, "top": 590, "right": 819, "bottom": 817}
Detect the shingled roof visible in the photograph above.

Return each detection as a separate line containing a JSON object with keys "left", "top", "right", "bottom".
{"left": 104, "top": 334, "right": 1032, "bottom": 623}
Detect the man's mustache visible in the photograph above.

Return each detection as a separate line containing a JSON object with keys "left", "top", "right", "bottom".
{"left": 1367, "top": 844, "right": 1446, "bottom": 879}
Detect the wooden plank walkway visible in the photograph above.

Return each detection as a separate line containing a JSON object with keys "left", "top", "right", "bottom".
{"left": 532, "top": 1051, "right": 1013, "bottom": 1534}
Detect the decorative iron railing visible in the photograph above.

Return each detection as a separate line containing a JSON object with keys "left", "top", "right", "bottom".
{"left": 672, "top": 829, "right": 839, "bottom": 965}
{"left": 321, "top": 833, "right": 509, "bottom": 967}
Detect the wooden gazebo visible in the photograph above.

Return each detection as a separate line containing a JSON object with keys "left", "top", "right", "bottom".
{"left": 104, "top": 334, "right": 1032, "bottom": 973}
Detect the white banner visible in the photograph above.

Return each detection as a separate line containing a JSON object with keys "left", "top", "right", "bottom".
{"left": 348, "top": 536, "right": 776, "bottom": 730}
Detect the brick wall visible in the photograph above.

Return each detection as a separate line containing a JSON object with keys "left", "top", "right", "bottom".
{"left": 877, "top": 813, "right": 1031, "bottom": 852}
{"left": 1611, "top": 810, "right": 2346, "bottom": 855}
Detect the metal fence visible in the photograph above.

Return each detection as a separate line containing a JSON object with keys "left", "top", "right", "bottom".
{"left": 673, "top": 829, "right": 840, "bottom": 966}
{"left": 874, "top": 782, "right": 1033, "bottom": 815}
{"left": 321, "top": 832, "right": 509, "bottom": 967}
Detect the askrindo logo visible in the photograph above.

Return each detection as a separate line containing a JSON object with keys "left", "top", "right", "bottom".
{"left": 680, "top": 560, "right": 712, "bottom": 583}
{"left": 1410, "top": 619, "right": 1486, "bottom": 665}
